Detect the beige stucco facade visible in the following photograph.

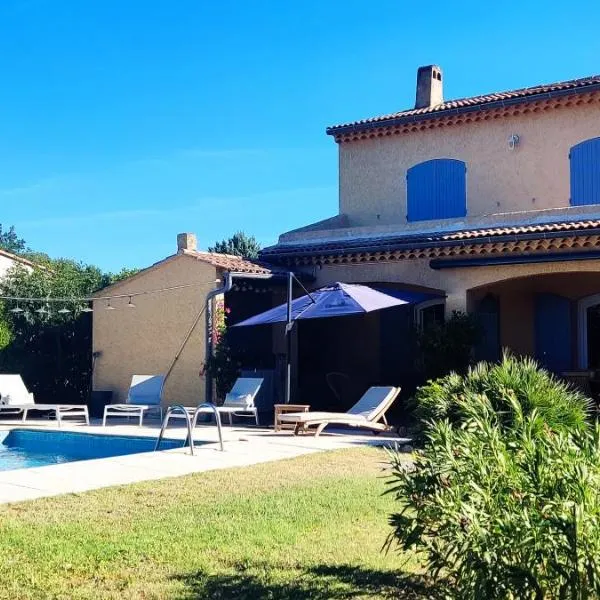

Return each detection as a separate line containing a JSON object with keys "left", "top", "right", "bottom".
{"left": 93, "top": 255, "right": 219, "bottom": 407}
{"left": 303, "top": 258, "right": 600, "bottom": 314}
{"left": 260, "top": 71, "right": 600, "bottom": 388}
{"left": 339, "top": 103, "right": 600, "bottom": 227}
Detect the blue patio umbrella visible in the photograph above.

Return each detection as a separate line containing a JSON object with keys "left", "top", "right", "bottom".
{"left": 234, "top": 282, "right": 439, "bottom": 326}
{"left": 233, "top": 280, "right": 443, "bottom": 404}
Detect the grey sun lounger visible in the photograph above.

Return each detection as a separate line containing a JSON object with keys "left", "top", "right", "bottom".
{"left": 169, "top": 377, "right": 263, "bottom": 426}
{"left": 278, "top": 385, "right": 400, "bottom": 437}
{"left": 103, "top": 374, "right": 165, "bottom": 426}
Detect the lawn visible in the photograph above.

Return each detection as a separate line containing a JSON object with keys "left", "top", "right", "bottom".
{"left": 0, "top": 447, "right": 429, "bottom": 600}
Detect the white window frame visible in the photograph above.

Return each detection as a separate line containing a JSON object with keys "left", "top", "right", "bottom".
{"left": 415, "top": 299, "right": 446, "bottom": 330}
{"left": 577, "top": 293, "right": 600, "bottom": 368}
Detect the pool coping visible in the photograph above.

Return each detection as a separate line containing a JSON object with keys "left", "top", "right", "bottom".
{"left": 0, "top": 421, "right": 407, "bottom": 504}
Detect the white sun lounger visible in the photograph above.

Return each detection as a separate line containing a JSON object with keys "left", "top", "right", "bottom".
{"left": 169, "top": 377, "right": 263, "bottom": 426}
{"left": 278, "top": 385, "right": 400, "bottom": 437}
{"left": 0, "top": 374, "right": 89, "bottom": 426}
{"left": 103, "top": 375, "right": 165, "bottom": 426}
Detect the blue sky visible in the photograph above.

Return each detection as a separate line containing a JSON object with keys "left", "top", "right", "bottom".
{"left": 1, "top": 0, "right": 599, "bottom": 271}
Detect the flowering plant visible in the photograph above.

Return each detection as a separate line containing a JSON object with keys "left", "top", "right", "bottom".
{"left": 201, "top": 299, "right": 240, "bottom": 401}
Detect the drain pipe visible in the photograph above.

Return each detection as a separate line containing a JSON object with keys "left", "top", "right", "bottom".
{"left": 205, "top": 271, "right": 282, "bottom": 404}
{"left": 205, "top": 273, "right": 233, "bottom": 404}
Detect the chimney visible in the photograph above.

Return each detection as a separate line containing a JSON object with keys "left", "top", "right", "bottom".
{"left": 415, "top": 65, "right": 443, "bottom": 109}
{"left": 177, "top": 232, "right": 197, "bottom": 253}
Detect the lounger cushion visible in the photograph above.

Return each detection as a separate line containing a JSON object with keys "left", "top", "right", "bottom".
{"left": 348, "top": 386, "right": 397, "bottom": 420}
{"left": 279, "top": 411, "right": 368, "bottom": 424}
{"left": 223, "top": 393, "right": 254, "bottom": 409}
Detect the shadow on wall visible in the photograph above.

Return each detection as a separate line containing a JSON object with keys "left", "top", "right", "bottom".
{"left": 172, "top": 563, "right": 441, "bottom": 599}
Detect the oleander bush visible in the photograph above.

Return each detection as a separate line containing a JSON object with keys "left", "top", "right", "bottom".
{"left": 387, "top": 356, "right": 600, "bottom": 599}
{"left": 415, "top": 353, "right": 590, "bottom": 434}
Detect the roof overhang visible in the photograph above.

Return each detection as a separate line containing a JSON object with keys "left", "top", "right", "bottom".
{"left": 261, "top": 220, "right": 600, "bottom": 269}
{"left": 327, "top": 84, "right": 600, "bottom": 143}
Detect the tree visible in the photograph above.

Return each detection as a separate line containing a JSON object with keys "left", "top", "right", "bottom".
{"left": 208, "top": 231, "right": 261, "bottom": 259}
{"left": 0, "top": 224, "right": 27, "bottom": 255}
{"left": 0, "top": 258, "right": 139, "bottom": 404}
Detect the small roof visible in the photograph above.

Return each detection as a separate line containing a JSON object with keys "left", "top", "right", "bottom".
{"left": 327, "top": 73, "right": 600, "bottom": 135}
{"left": 179, "top": 249, "right": 286, "bottom": 275}
{"left": 93, "top": 250, "right": 286, "bottom": 296}
{"left": 0, "top": 248, "right": 38, "bottom": 269}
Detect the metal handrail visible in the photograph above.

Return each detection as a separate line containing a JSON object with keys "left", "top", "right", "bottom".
{"left": 154, "top": 402, "right": 225, "bottom": 455}
{"left": 189, "top": 402, "right": 224, "bottom": 452}
{"left": 155, "top": 404, "right": 195, "bottom": 455}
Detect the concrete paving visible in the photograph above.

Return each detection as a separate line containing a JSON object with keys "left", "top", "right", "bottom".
{"left": 0, "top": 418, "right": 408, "bottom": 504}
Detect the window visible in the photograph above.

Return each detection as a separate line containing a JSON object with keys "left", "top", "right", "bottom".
{"left": 407, "top": 159, "right": 467, "bottom": 222}
{"left": 577, "top": 293, "right": 600, "bottom": 368}
{"left": 570, "top": 137, "right": 600, "bottom": 206}
{"left": 415, "top": 299, "right": 445, "bottom": 330}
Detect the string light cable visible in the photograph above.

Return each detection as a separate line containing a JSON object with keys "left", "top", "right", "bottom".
{"left": 0, "top": 281, "right": 223, "bottom": 309}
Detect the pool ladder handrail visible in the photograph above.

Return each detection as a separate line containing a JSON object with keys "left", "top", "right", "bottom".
{"left": 154, "top": 403, "right": 224, "bottom": 455}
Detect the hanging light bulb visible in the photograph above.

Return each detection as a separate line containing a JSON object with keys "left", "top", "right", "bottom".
{"left": 127, "top": 296, "right": 136, "bottom": 308}
{"left": 57, "top": 306, "right": 71, "bottom": 314}
{"left": 81, "top": 305, "right": 93, "bottom": 313}
{"left": 105, "top": 299, "right": 115, "bottom": 311}
{"left": 10, "top": 303, "right": 24, "bottom": 314}
{"left": 35, "top": 305, "right": 47, "bottom": 315}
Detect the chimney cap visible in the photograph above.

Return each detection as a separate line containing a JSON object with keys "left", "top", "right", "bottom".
{"left": 177, "top": 232, "right": 197, "bottom": 253}
{"left": 415, "top": 65, "right": 444, "bottom": 109}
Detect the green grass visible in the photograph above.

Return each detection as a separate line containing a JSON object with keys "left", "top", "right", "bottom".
{"left": 0, "top": 448, "right": 428, "bottom": 600}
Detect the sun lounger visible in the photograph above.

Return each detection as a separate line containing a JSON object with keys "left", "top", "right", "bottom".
{"left": 0, "top": 374, "right": 89, "bottom": 426}
{"left": 169, "top": 377, "right": 263, "bottom": 426}
{"left": 103, "top": 375, "right": 165, "bottom": 426}
{"left": 278, "top": 385, "right": 400, "bottom": 437}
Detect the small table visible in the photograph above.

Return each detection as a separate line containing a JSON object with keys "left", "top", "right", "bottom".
{"left": 274, "top": 404, "right": 310, "bottom": 432}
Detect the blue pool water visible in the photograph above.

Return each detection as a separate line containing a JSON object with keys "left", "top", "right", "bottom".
{"left": 0, "top": 429, "right": 185, "bottom": 472}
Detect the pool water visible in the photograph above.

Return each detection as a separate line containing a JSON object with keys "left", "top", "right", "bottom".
{"left": 0, "top": 429, "right": 185, "bottom": 471}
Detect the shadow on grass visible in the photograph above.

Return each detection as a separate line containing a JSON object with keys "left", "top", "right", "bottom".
{"left": 173, "top": 563, "right": 442, "bottom": 599}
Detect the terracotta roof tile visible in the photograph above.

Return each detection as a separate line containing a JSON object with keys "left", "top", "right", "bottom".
{"left": 262, "top": 219, "right": 600, "bottom": 259}
{"left": 182, "top": 249, "right": 286, "bottom": 274}
{"left": 0, "top": 249, "right": 38, "bottom": 269}
{"left": 327, "top": 74, "right": 600, "bottom": 134}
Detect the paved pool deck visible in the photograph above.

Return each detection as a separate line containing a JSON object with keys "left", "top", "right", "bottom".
{"left": 0, "top": 418, "right": 408, "bottom": 504}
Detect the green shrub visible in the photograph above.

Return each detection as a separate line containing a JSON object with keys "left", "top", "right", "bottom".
{"left": 415, "top": 353, "right": 591, "bottom": 435}
{"left": 387, "top": 357, "right": 600, "bottom": 599}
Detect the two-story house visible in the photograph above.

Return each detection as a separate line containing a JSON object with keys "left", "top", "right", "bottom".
{"left": 262, "top": 66, "right": 600, "bottom": 403}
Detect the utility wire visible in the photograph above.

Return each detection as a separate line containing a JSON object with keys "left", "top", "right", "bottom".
{"left": 0, "top": 281, "right": 221, "bottom": 304}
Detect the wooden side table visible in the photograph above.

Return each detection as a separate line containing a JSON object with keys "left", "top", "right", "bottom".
{"left": 274, "top": 404, "right": 310, "bottom": 432}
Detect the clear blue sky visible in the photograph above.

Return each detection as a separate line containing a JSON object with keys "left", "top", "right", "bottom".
{"left": 1, "top": 0, "right": 599, "bottom": 271}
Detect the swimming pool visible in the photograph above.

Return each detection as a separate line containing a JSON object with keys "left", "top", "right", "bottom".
{"left": 0, "top": 429, "right": 185, "bottom": 472}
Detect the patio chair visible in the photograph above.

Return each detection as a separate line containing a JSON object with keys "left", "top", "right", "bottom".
{"left": 278, "top": 385, "right": 400, "bottom": 437}
{"left": 169, "top": 377, "right": 263, "bottom": 426}
{"left": 103, "top": 374, "right": 165, "bottom": 426}
{"left": 0, "top": 374, "right": 35, "bottom": 417}
{"left": 0, "top": 374, "right": 89, "bottom": 426}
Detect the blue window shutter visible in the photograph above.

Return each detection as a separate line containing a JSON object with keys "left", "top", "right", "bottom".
{"left": 407, "top": 159, "right": 467, "bottom": 221}
{"left": 570, "top": 137, "right": 600, "bottom": 206}
{"left": 474, "top": 294, "right": 500, "bottom": 363}
{"left": 534, "top": 293, "right": 572, "bottom": 373}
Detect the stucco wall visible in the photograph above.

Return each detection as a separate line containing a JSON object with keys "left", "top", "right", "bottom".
{"left": 307, "top": 258, "right": 600, "bottom": 314}
{"left": 468, "top": 271, "right": 600, "bottom": 362}
{"left": 92, "top": 256, "right": 218, "bottom": 407}
{"left": 339, "top": 103, "right": 600, "bottom": 226}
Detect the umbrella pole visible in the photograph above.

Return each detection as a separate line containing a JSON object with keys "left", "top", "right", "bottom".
{"left": 285, "top": 271, "right": 293, "bottom": 404}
